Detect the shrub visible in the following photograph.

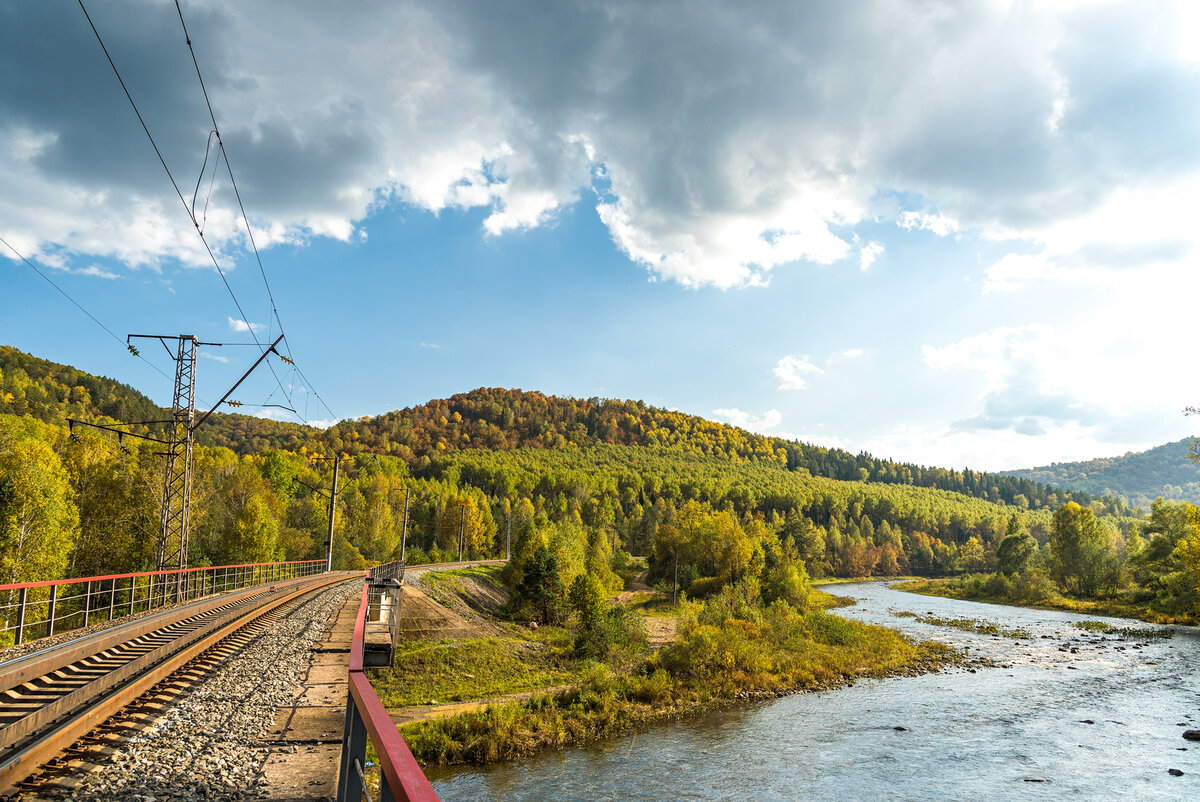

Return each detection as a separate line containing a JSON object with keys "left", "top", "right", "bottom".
{"left": 698, "top": 577, "right": 762, "bottom": 627}
{"left": 982, "top": 571, "right": 1012, "bottom": 598}
{"left": 575, "top": 603, "right": 648, "bottom": 661}
{"left": 687, "top": 576, "right": 724, "bottom": 599}
{"left": 803, "top": 610, "right": 857, "bottom": 646}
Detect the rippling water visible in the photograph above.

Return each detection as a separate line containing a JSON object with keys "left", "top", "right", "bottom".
{"left": 427, "top": 582, "right": 1199, "bottom": 800}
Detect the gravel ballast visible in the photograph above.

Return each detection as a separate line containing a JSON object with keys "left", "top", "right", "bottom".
{"left": 59, "top": 580, "right": 359, "bottom": 802}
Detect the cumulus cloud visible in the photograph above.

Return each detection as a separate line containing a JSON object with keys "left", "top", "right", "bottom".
{"left": 898, "top": 211, "right": 959, "bottom": 237}
{"left": 4, "top": 1, "right": 1198, "bottom": 289}
{"left": 858, "top": 241, "right": 884, "bottom": 271}
{"left": 921, "top": 317, "right": 1199, "bottom": 452}
{"left": 983, "top": 173, "right": 1200, "bottom": 292}
{"left": 774, "top": 355, "right": 824, "bottom": 391}
{"left": 712, "top": 407, "right": 783, "bottom": 433}
{"left": 228, "top": 316, "right": 265, "bottom": 333}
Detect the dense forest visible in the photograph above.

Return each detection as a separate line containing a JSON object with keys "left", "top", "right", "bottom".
{"left": 0, "top": 346, "right": 1133, "bottom": 517}
{"left": 2, "top": 345, "right": 1197, "bottom": 636}
{"left": 323, "top": 387, "right": 1136, "bottom": 517}
{"left": 1005, "top": 438, "right": 1200, "bottom": 508}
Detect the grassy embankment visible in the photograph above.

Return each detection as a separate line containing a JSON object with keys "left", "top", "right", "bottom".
{"left": 895, "top": 576, "right": 1196, "bottom": 626}
{"left": 382, "top": 571, "right": 961, "bottom": 766}
{"left": 371, "top": 628, "right": 583, "bottom": 707}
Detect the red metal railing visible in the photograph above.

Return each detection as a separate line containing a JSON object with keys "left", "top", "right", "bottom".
{"left": 0, "top": 560, "right": 326, "bottom": 647}
{"left": 338, "top": 582, "right": 438, "bottom": 801}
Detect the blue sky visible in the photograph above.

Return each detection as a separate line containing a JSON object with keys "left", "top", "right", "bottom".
{"left": 3, "top": 1, "right": 1200, "bottom": 471}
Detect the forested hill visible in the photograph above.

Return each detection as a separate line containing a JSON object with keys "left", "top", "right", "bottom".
{"left": 1005, "top": 438, "right": 1200, "bottom": 509}
{"left": 0, "top": 346, "right": 1132, "bottom": 517}
{"left": 0, "top": 344, "right": 323, "bottom": 448}
{"left": 326, "top": 388, "right": 1133, "bottom": 516}
{"left": 0, "top": 344, "right": 162, "bottom": 427}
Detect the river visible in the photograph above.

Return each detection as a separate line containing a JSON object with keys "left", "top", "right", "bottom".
{"left": 426, "top": 582, "right": 1199, "bottom": 800}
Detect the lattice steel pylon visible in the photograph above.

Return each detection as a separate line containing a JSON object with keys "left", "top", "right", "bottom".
{"left": 156, "top": 335, "right": 198, "bottom": 597}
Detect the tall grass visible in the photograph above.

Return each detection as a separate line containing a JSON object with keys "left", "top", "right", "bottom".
{"left": 400, "top": 599, "right": 955, "bottom": 765}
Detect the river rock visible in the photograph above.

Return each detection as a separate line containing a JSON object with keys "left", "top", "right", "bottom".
{"left": 1183, "top": 729, "right": 1200, "bottom": 741}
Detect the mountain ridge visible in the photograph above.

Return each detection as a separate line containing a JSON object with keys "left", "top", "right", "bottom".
{"left": 1004, "top": 438, "right": 1200, "bottom": 508}
{"left": 0, "top": 344, "right": 1133, "bottom": 517}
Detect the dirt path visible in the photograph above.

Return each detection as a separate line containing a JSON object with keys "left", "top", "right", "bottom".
{"left": 614, "top": 568, "right": 653, "bottom": 603}
{"left": 613, "top": 569, "right": 677, "bottom": 648}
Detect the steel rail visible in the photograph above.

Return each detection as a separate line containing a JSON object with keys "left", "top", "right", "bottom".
{"left": 0, "top": 572, "right": 356, "bottom": 792}
{"left": 0, "top": 575, "right": 322, "bottom": 692}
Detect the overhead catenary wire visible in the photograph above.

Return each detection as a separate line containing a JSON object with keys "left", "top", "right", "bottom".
{"left": 174, "top": 0, "right": 338, "bottom": 421}
{"left": 1, "top": 233, "right": 182, "bottom": 391}
{"left": 76, "top": 0, "right": 302, "bottom": 420}
{"left": 172, "top": 2, "right": 331, "bottom": 406}
{"left": 173, "top": 1, "right": 284, "bottom": 346}
{"left": 2, "top": 234, "right": 127, "bottom": 351}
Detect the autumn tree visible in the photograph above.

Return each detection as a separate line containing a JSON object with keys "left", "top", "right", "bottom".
{"left": 1049, "top": 502, "right": 1120, "bottom": 596}
{"left": 520, "top": 544, "right": 565, "bottom": 624}
{"left": 0, "top": 424, "right": 78, "bottom": 585}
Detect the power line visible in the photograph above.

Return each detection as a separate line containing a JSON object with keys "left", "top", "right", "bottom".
{"left": 173, "top": 0, "right": 284, "bottom": 345}
{"left": 286, "top": 350, "right": 339, "bottom": 422}
{"left": 171, "top": 0, "right": 337, "bottom": 421}
{"left": 2, "top": 234, "right": 126, "bottom": 349}
{"left": 77, "top": 0, "right": 300, "bottom": 419}
{"left": 0, "top": 233, "right": 176, "bottom": 387}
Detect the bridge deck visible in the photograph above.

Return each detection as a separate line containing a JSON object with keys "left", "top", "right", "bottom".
{"left": 257, "top": 592, "right": 360, "bottom": 798}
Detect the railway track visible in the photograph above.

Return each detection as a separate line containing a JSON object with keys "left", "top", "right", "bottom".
{"left": 0, "top": 572, "right": 356, "bottom": 794}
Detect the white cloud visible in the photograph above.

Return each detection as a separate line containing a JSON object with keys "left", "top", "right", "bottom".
{"left": 898, "top": 211, "right": 959, "bottom": 237}
{"left": 859, "top": 241, "right": 884, "bottom": 271}
{"left": 712, "top": 407, "right": 783, "bottom": 433}
{"left": 852, "top": 422, "right": 1143, "bottom": 473}
{"left": 228, "top": 317, "right": 265, "bottom": 333}
{"left": 48, "top": 262, "right": 121, "bottom": 280}
{"left": 921, "top": 314, "right": 1200, "bottom": 459}
{"left": 983, "top": 173, "right": 1200, "bottom": 292}
{"left": 5, "top": 2, "right": 1196, "bottom": 290}
{"left": 774, "top": 355, "right": 824, "bottom": 391}
{"left": 827, "top": 348, "right": 864, "bottom": 366}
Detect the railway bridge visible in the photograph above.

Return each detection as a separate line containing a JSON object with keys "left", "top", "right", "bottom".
{"left": 0, "top": 559, "right": 490, "bottom": 800}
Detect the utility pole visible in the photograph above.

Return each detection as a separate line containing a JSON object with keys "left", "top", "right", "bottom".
{"left": 326, "top": 454, "right": 340, "bottom": 572}
{"left": 123, "top": 333, "right": 285, "bottom": 600}
{"left": 673, "top": 550, "right": 679, "bottom": 605}
{"left": 457, "top": 506, "right": 466, "bottom": 561}
{"left": 505, "top": 511, "right": 511, "bottom": 561}
{"left": 400, "top": 488, "right": 410, "bottom": 565}
{"left": 146, "top": 335, "right": 199, "bottom": 603}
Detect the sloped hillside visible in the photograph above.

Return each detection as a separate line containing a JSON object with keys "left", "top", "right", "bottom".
{"left": 1005, "top": 438, "right": 1200, "bottom": 508}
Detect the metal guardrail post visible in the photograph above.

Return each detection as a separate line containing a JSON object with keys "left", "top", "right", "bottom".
{"left": 337, "top": 694, "right": 368, "bottom": 802}
{"left": 15, "top": 587, "right": 27, "bottom": 645}
{"left": 47, "top": 585, "right": 58, "bottom": 637}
